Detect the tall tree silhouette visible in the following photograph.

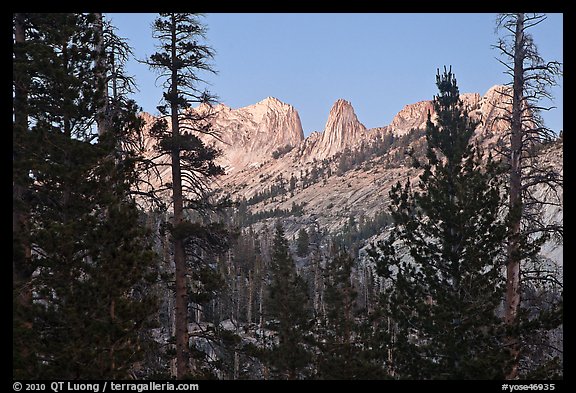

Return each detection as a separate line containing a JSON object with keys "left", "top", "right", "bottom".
{"left": 495, "top": 13, "right": 563, "bottom": 379}
{"left": 266, "top": 223, "right": 312, "bottom": 379}
{"left": 12, "top": 13, "right": 159, "bottom": 378}
{"left": 144, "top": 13, "right": 229, "bottom": 378}
{"left": 368, "top": 68, "right": 510, "bottom": 379}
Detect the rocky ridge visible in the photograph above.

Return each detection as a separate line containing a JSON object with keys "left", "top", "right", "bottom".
{"left": 199, "top": 97, "right": 304, "bottom": 173}
{"left": 141, "top": 85, "right": 512, "bottom": 179}
{"left": 139, "top": 85, "right": 562, "bottom": 268}
{"left": 310, "top": 99, "right": 367, "bottom": 160}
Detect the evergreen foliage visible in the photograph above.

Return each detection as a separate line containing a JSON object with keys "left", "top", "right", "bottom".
{"left": 296, "top": 228, "right": 310, "bottom": 257}
{"left": 266, "top": 223, "right": 313, "bottom": 379}
{"left": 331, "top": 211, "right": 393, "bottom": 254}
{"left": 367, "top": 68, "right": 511, "bottom": 379}
{"left": 13, "top": 13, "right": 160, "bottom": 379}
{"left": 144, "top": 13, "right": 230, "bottom": 378}
{"left": 315, "top": 248, "right": 385, "bottom": 379}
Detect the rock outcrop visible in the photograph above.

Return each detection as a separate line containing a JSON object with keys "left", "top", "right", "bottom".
{"left": 388, "top": 100, "right": 434, "bottom": 136}
{"left": 202, "top": 97, "right": 304, "bottom": 172}
{"left": 475, "top": 85, "right": 512, "bottom": 133}
{"left": 141, "top": 86, "right": 516, "bottom": 175}
{"left": 311, "top": 99, "right": 367, "bottom": 160}
{"left": 385, "top": 86, "right": 511, "bottom": 143}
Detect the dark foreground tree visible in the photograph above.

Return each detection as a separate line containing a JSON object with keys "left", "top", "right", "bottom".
{"left": 367, "top": 67, "right": 510, "bottom": 379}
{"left": 144, "top": 13, "right": 229, "bottom": 378}
{"left": 13, "top": 13, "right": 159, "bottom": 378}
{"left": 13, "top": 12, "right": 34, "bottom": 375}
{"left": 316, "top": 247, "right": 384, "bottom": 379}
{"left": 266, "top": 223, "right": 312, "bottom": 379}
{"left": 296, "top": 227, "right": 309, "bottom": 257}
{"left": 495, "top": 13, "right": 563, "bottom": 379}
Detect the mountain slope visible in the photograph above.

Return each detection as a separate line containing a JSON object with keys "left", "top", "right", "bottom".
{"left": 138, "top": 86, "right": 562, "bottom": 269}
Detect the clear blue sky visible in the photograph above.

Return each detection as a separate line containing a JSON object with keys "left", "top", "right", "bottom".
{"left": 108, "top": 13, "right": 563, "bottom": 136}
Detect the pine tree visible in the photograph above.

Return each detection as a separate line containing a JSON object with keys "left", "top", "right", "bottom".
{"left": 296, "top": 228, "right": 309, "bottom": 257}
{"left": 316, "top": 248, "right": 384, "bottom": 379}
{"left": 495, "top": 13, "right": 563, "bottom": 379}
{"left": 367, "top": 67, "right": 511, "bottom": 379}
{"left": 12, "top": 13, "right": 160, "bottom": 378}
{"left": 266, "top": 223, "right": 312, "bottom": 379}
{"left": 13, "top": 12, "right": 36, "bottom": 377}
{"left": 144, "top": 13, "right": 229, "bottom": 378}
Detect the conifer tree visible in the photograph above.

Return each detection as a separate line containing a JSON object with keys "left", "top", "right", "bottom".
{"left": 367, "top": 67, "right": 510, "bottom": 379}
{"left": 13, "top": 12, "right": 35, "bottom": 376}
{"left": 12, "top": 13, "right": 160, "bottom": 378}
{"left": 266, "top": 223, "right": 312, "bottom": 379}
{"left": 144, "top": 13, "right": 229, "bottom": 378}
{"left": 296, "top": 228, "right": 309, "bottom": 257}
{"left": 495, "top": 13, "right": 563, "bottom": 379}
{"left": 316, "top": 248, "right": 384, "bottom": 379}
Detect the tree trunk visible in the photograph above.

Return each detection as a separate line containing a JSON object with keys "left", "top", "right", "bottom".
{"left": 173, "top": 122, "right": 189, "bottom": 381}
{"left": 505, "top": 12, "right": 524, "bottom": 380}
{"left": 233, "top": 351, "right": 239, "bottom": 380}
{"left": 387, "top": 316, "right": 395, "bottom": 377}
{"left": 93, "top": 12, "right": 108, "bottom": 137}
{"left": 313, "top": 252, "right": 321, "bottom": 316}
{"left": 247, "top": 270, "right": 253, "bottom": 324}
{"left": 259, "top": 281, "right": 264, "bottom": 337}
{"left": 235, "top": 266, "right": 241, "bottom": 323}
{"left": 13, "top": 16, "right": 34, "bottom": 378}
{"left": 13, "top": 13, "right": 32, "bottom": 306}
{"left": 169, "top": 14, "right": 190, "bottom": 380}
